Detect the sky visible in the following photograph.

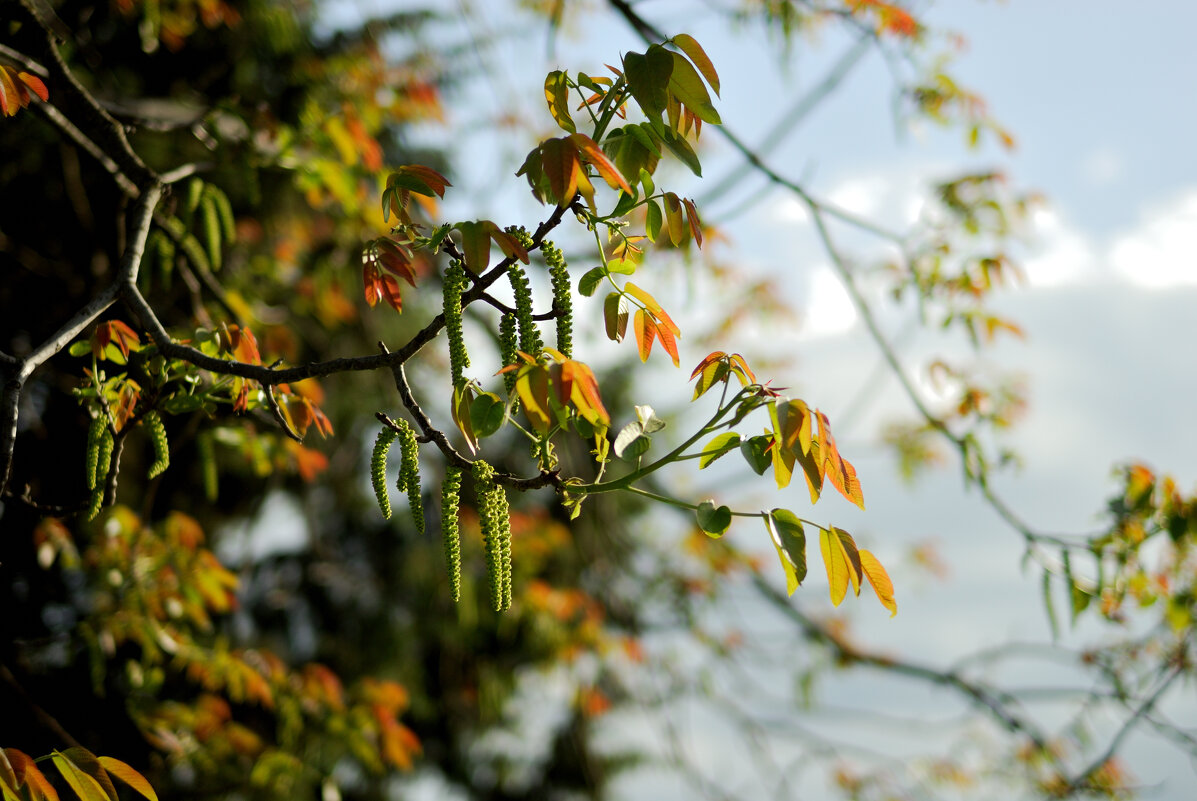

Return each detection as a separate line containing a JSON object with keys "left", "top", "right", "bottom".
{"left": 324, "top": 1, "right": 1197, "bottom": 797}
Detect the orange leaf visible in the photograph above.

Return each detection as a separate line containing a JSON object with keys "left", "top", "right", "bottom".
{"left": 655, "top": 320, "right": 679, "bottom": 367}
{"left": 682, "top": 197, "right": 703, "bottom": 248}
{"left": 540, "top": 137, "right": 580, "bottom": 206}
{"left": 569, "top": 133, "right": 632, "bottom": 195}
{"left": 859, "top": 549, "right": 897, "bottom": 617}
{"left": 633, "top": 308, "right": 656, "bottom": 362}
{"left": 690, "top": 351, "right": 726, "bottom": 380}
{"left": 18, "top": 72, "right": 48, "bottom": 103}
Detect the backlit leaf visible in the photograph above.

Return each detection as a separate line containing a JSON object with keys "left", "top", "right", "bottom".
{"left": 682, "top": 197, "right": 703, "bottom": 247}
{"left": 663, "top": 192, "right": 685, "bottom": 245}
{"left": 60, "top": 749, "right": 116, "bottom": 801}
{"left": 633, "top": 308, "right": 656, "bottom": 361}
{"left": 671, "top": 34, "right": 720, "bottom": 96}
{"left": 859, "top": 549, "right": 897, "bottom": 617}
{"left": 51, "top": 752, "right": 109, "bottom": 801}
{"left": 570, "top": 133, "right": 633, "bottom": 195}
{"left": 767, "top": 509, "right": 807, "bottom": 594}
{"left": 646, "top": 198, "right": 663, "bottom": 242}
{"left": 819, "top": 527, "right": 863, "bottom": 606}
{"left": 95, "top": 759, "right": 156, "bottom": 801}
{"left": 699, "top": 432, "right": 740, "bottom": 468}
{"left": 515, "top": 365, "right": 552, "bottom": 432}
{"left": 667, "top": 52, "right": 721, "bottom": 125}
{"left": 544, "top": 70, "right": 575, "bottom": 133}
{"left": 656, "top": 322, "right": 679, "bottom": 367}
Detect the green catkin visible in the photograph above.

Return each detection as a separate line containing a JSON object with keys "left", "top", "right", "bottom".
{"left": 198, "top": 431, "right": 218, "bottom": 501}
{"left": 371, "top": 427, "right": 397, "bottom": 519}
{"left": 542, "top": 240, "right": 573, "bottom": 358}
{"left": 471, "top": 460, "right": 513, "bottom": 612}
{"left": 185, "top": 177, "right": 204, "bottom": 215}
{"left": 507, "top": 261, "right": 542, "bottom": 356}
{"left": 443, "top": 259, "right": 469, "bottom": 385}
{"left": 205, "top": 184, "right": 236, "bottom": 243}
{"left": 200, "top": 190, "right": 222, "bottom": 271}
{"left": 87, "top": 427, "right": 114, "bottom": 521}
{"left": 499, "top": 312, "right": 518, "bottom": 398}
{"left": 395, "top": 419, "right": 424, "bottom": 534}
{"left": 145, "top": 411, "right": 169, "bottom": 479}
{"left": 441, "top": 466, "right": 463, "bottom": 602}
{"left": 85, "top": 415, "right": 105, "bottom": 490}
{"left": 505, "top": 226, "right": 542, "bottom": 356}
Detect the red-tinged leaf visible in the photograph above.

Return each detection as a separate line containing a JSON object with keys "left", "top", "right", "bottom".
{"left": 0, "top": 749, "right": 16, "bottom": 794}
{"left": 540, "top": 137, "right": 580, "bottom": 207}
{"left": 379, "top": 274, "right": 404, "bottom": 312}
{"left": 633, "top": 308, "right": 656, "bottom": 361}
{"left": 486, "top": 224, "right": 530, "bottom": 264}
{"left": 663, "top": 192, "right": 685, "bottom": 245}
{"left": 569, "top": 133, "right": 632, "bottom": 195}
{"left": 603, "top": 292, "right": 628, "bottom": 342}
{"left": 655, "top": 320, "right": 679, "bottom": 367}
{"left": 551, "top": 361, "right": 574, "bottom": 408}
{"left": 0, "top": 68, "right": 17, "bottom": 116}
{"left": 18, "top": 72, "right": 48, "bottom": 103}
{"left": 51, "top": 752, "right": 109, "bottom": 801}
{"left": 389, "top": 165, "right": 450, "bottom": 198}
{"left": 682, "top": 197, "right": 703, "bottom": 248}
{"left": 691, "top": 359, "right": 729, "bottom": 401}
{"left": 728, "top": 353, "right": 756, "bottom": 386}
{"left": 859, "top": 549, "right": 897, "bottom": 617}
{"left": 363, "top": 265, "right": 381, "bottom": 307}
{"left": 5, "top": 750, "right": 58, "bottom": 801}
{"left": 667, "top": 51, "right": 721, "bottom": 125}
{"left": 690, "top": 351, "right": 726, "bottom": 380}
{"left": 567, "top": 361, "right": 609, "bottom": 425}
{"left": 60, "top": 749, "right": 116, "bottom": 801}
{"left": 817, "top": 410, "right": 865, "bottom": 510}
{"left": 375, "top": 239, "right": 417, "bottom": 286}
{"left": 671, "top": 34, "right": 720, "bottom": 96}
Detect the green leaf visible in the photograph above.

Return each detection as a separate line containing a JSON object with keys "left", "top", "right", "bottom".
{"left": 68, "top": 341, "right": 91, "bottom": 357}
{"left": 740, "top": 435, "right": 772, "bottom": 476}
{"left": 646, "top": 199, "right": 662, "bottom": 242}
{"left": 623, "top": 46, "right": 673, "bottom": 118}
{"left": 1042, "top": 568, "right": 1060, "bottom": 640}
{"left": 696, "top": 500, "right": 732, "bottom": 537}
{"left": 768, "top": 509, "right": 807, "bottom": 594}
{"left": 579, "top": 266, "right": 607, "bottom": 297}
{"left": 607, "top": 257, "right": 637, "bottom": 275}
{"left": 667, "top": 52, "right": 720, "bottom": 124}
{"left": 455, "top": 221, "right": 490, "bottom": 274}
{"left": 469, "top": 391, "right": 505, "bottom": 438}
{"left": 699, "top": 432, "right": 740, "bottom": 469}
{"left": 654, "top": 127, "right": 702, "bottom": 176}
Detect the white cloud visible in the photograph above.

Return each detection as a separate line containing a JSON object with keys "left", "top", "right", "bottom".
{"left": 1110, "top": 190, "right": 1197, "bottom": 289}
{"left": 800, "top": 265, "right": 858, "bottom": 338}
{"left": 1021, "top": 207, "right": 1097, "bottom": 288}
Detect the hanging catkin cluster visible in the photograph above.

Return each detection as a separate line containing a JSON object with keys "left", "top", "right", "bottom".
{"left": 370, "top": 426, "right": 398, "bottom": 519}
{"left": 541, "top": 239, "right": 573, "bottom": 358}
{"left": 505, "top": 227, "right": 542, "bottom": 356}
{"left": 441, "top": 466, "right": 463, "bottom": 602}
{"left": 471, "top": 460, "right": 512, "bottom": 611}
{"left": 145, "top": 411, "right": 170, "bottom": 479}
{"left": 85, "top": 418, "right": 114, "bottom": 521}
{"left": 443, "top": 259, "right": 470, "bottom": 385}
{"left": 499, "top": 312, "right": 518, "bottom": 398}
{"left": 395, "top": 418, "right": 424, "bottom": 534}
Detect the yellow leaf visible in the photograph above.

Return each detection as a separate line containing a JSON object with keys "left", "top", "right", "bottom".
{"left": 819, "top": 527, "right": 863, "bottom": 605}
{"left": 51, "top": 752, "right": 109, "bottom": 801}
{"left": 860, "top": 550, "right": 897, "bottom": 617}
